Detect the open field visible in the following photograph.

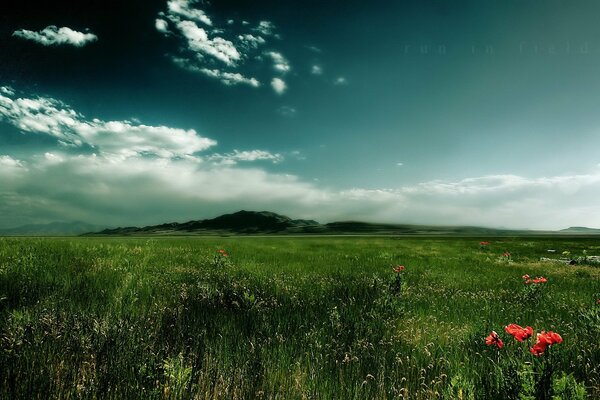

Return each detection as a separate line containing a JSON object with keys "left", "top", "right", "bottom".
{"left": 1, "top": 236, "right": 599, "bottom": 399}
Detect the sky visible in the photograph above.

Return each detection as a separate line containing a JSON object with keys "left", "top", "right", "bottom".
{"left": 1, "top": 0, "right": 600, "bottom": 230}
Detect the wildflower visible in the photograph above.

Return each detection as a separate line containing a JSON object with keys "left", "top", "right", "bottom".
{"left": 597, "top": 299, "right": 600, "bottom": 305}
{"left": 531, "top": 277, "right": 547, "bottom": 284}
{"left": 529, "top": 331, "right": 562, "bottom": 356}
{"left": 392, "top": 265, "right": 405, "bottom": 273}
{"left": 480, "top": 241, "right": 490, "bottom": 246}
{"left": 485, "top": 331, "right": 504, "bottom": 349}
{"left": 504, "top": 324, "right": 533, "bottom": 341}
{"left": 522, "top": 274, "right": 530, "bottom": 280}
{"left": 217, "top": 249, "right": 229, "bottom": 257}
{"left": 503, "top": 252, "right": 511, "bottom": 257}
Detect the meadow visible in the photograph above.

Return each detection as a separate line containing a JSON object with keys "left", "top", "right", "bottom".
{"left": 0, "top": 236, "right": 599, "bottom": 399}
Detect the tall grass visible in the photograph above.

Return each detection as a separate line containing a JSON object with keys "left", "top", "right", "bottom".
{"left": 0, "top": 236, "right": 599, "bottom": 398}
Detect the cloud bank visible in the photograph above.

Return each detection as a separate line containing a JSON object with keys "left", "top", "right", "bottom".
{"left": 2, "top": 87, "right": 600, "bottom": 230}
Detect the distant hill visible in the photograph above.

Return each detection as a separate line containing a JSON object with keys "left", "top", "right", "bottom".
{"left": 559, "top": 226, "right": 600, "bottom": 234}
{"left": 86, "top": 210, "right": 546, "bottom": 236}
{"left": 0, "top": 221, "right": 105, "bottom": 236}
{"left": 94, "top": 210, "right": 322, "bottom": 235}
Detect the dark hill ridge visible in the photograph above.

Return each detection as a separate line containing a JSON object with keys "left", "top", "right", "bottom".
{"left": 95, "top": 210, "right": 321, "bottom": 235}
{"left": 80, "top": 211, "right": 600, "bottom": 236}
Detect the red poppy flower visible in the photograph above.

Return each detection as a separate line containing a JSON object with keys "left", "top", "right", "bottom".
{"left": 217, "top": 249, "right": 229, "bottom": 257}
{"left": 480, "top": 241, "right": 490, "bottom": 246}
{"left": 392, "top": 265, "right": 405, "bottom": 273}
{"left": 532, "top": 277, "right": 547, "bottom": 284}
{"left": 485, "top": 331, "right": 504, "bottom": 349}
{"left": 529, "top": 331, "right": 562, "bottom": 356}
{"left": 504, "top": 324, "right": 533, "bottom": 341}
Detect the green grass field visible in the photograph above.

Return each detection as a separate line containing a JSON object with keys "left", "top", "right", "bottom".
{"left": 1, "top": 236, "right": 599, "bottom": 399}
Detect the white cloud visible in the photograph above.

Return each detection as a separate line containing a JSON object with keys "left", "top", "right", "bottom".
{"left": 396, "top": 162, "right": 404, "bottom": 166}
{"left": 0, "top": 155, "right": 24, "bottom": 169}
{"left": 254, "top": 21, "right": 275, "bottom": 36}
{"left": 209, "top": 150, "right": 283, "bottom": 165}
{"left": 266, "top": 51, "right": 290, "bottom": 73}
{"left": 311, "top": 65, "right": 323, "bottom": 75}
{"left": 172, "top": 58, "right": 259, "bottom": 87}
{"left": 0, "top": 86, "right": 15, "bottom": 96}
{"left": 238, "top": 34, "right": 265, "bottom": 49}
{"left": 176, "top": 20, "right": 240, "bottom": 66}
{"left": 157, "top": 3, "right": 291, "bottom": 92}
{"left": 13, "top": 26, "right": 97, "bottom": 47}
{"left": 271, "top": 78, "right": 287, "bottom": 95}
{"left": 0, "top": 89, "right": 215, "bottom": 159}
{"left": 334, "top": 77, "right": 348, "bottom": 85}
{"left": 155, "top": 18, "right": 170, "bottom": 33}
{"left": 167, "top": 0, "right": 212, "bottom": 26}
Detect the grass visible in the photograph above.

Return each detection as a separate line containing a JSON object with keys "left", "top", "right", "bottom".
{"left": 0, "top": 236, "right": 599, "bottom": 399}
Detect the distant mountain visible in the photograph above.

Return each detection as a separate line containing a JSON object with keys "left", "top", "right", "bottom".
{"left": 0, "top": 221, "right": 105, "bottom": 236}
{"left": 559, "top": 226, "right": 600, "bottom": 233}
{"left": 86, "top": 210, "right": 549, "bottom": 236}
{"left": 93, "top": 210, "right": 322, "bottom": 235}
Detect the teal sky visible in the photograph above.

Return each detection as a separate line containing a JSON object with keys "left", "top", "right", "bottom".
{"left": 1, "top": 0, "right": 600, "bottom": 229}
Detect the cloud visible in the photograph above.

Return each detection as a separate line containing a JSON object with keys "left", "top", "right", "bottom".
{"left": 271, "top": 78, "right": 287, "bottom": 95}
{"left": 334, "top": 77, "right": 348, "bottom": 85}
{"left": 166, "top": 0, "right": 212, "bottom": 26}
{"left": 311, "top": 65, "right": 323, "bottom": 75}
{"left": 254, "top": 21, "right": 276, "bottom": 36}
{"left": 277, "top": 106, "right": 297, "bottom": 117}
{"left": 0, "top": 155, "right": 24, "bottom": 169}
{"left": 265, "top": 51, "right": 290, "bottom": 73}
{"left": 209, "top": 150, "right": 283, "bottom": 165}
{"left": 13, "top": 26, "right": 97, "bottom": 47}
{"left": 172, "top": 58, "right": 260, "bottom": 87}
{"left": 156, "top": 2, "right": 290, "bottom": 91}
{"left": 155, "top": 19, "right": 170, "bottom": 33}
{"left": 0, "top": 88, "right": 215, "bottom": 159}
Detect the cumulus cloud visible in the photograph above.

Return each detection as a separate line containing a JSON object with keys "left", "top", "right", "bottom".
{"left": 0, "top": 88, "right": 215, "bottom": 159}
{"left": 13, "top": 26, "right": 97, "bottom": 47}
{"left": 271, "top": 78, "right": 287, "bottom": 95}
{"left": 254, "top": 21, "right": 276, "bottom": 36}
{"left": 156, "top": 1, "right": 290, "bottom": 91}
{"left": 334, "top": 76, "right": 348, "bottom": 85}
{"left": 265, "top": 51, "right": 290, "bottom": 73}
{"left": 167, "top": 0, "right": 212, "bottom": 26}
{"left": 311, "top": 65, "right": 323, "bottom": 75}
{"left": 155, "top": 18, "right": 170, "bottom": 33}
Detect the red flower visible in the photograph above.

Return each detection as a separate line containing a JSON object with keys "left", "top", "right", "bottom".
{"left": 392, "top": 265, "right": 405, "bottom": 273}
{"left": 504, "top": 324, "right": 533, "bottom": 341}
{"left": 531, "top": 277, "right": 547, "bottom": 284}
{"left": 480, "top": 241, "right": 490, "bottom": 246}
{"left": 529, "top": 331, "right": 562, "bottom": 356}
{"left": 485, "top": 331, "right": 504, "bottom": 349}
{"left": 217, "top": 249, "right": 229, "bottom": 257}
{"left": 503, "top": 252, "right": 511, "bottom": 257}
{"left": 597, "top": 299, "right": 600, "bottom": 305}
{"left": 522, "top": 274, "right": 530, "bottom": 280}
